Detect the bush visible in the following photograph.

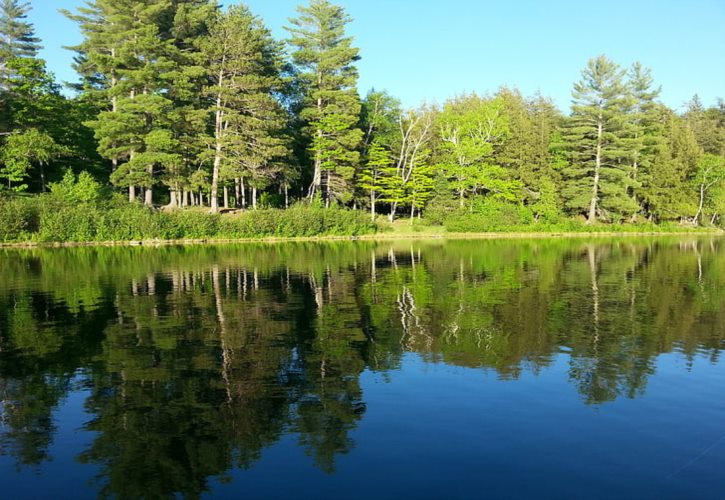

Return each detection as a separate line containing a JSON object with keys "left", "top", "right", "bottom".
{"left": 220, "top": 205, "right": 376, "bottom": 238}
{"left": 444, "top": 198, "right": 534, "bottom": 232}
{"left": 161, "top": 210, "right": 221, "bottom": 239}
{"left": 0, "top": 196, "right": 39, "bottom": 241}
{"left": 37, "top": 200, "right": 99, "bottom": 242}
{"left": 95, "top": 204, "right": 162, "bottom": 241}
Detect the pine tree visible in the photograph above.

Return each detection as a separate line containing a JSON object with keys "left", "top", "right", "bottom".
{"left": 286, "top": 0, "right": 362, "bottom": 206}
{"left": 683, "top": 95, "right": 724, "bottom": 157}
{"left": 560, "top": 55, "right": 637, "bottom": 223}
{"left": 0, "top": 0, "right": 40, "bottom": 61}
{"left": 622, "top": 62, "right": 665, "bottom": 221}
{"left": 643, "top": 111, "right": 700, "bottom": 221}
{"left": 67, "top": 0, "right": 181, "bottom": 205}
{"left": 163, "top": 0, "right": 218, "bottom": 207}
{"left": 407, "top": 155, "right": 435, "bottom": 219}
{"left": 201, "top": 4, "right": 289, "bottom": 212}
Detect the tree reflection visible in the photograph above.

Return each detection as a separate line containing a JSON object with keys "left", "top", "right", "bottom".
{"left": 0, "top": 238, "right": 723, "bottom": 495}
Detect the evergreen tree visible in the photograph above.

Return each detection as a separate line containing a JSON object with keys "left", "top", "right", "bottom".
{"left": 286, "top": 0, "right": 362, "bottom": 206}
{"left": 560, "top": 55, "right": 637, "bottom": 223}
{"left": 0, "top": 0, "right": 40, "bottom": 61}
{"left": 622, "top": 62, "right": 665, "bottom": 221}
{"left": 66, "top": 0, "right": 185, "bottom": 204}
{"left": 494, "top": 88, "right": 562, "bottom": 211}
{"left": 684, "top": 95, "right": 724, "bottom": 156}
{"left": 201, "top": 4, "right": 289, "bottom": 212}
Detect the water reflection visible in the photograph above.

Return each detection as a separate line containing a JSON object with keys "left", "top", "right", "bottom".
{"left": 0, "top": 238, "right": 723, "bottom": 496}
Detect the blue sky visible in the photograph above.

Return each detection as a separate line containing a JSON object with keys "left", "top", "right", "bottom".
{"left": 30, "top": 0, "right": 725, "bottom": 112}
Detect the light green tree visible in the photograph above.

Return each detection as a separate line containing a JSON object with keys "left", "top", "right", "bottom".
{"left": 0, "top": 128, "right": 65, "bottom": 192}
{"left": 692, "top": 153, "right": 725, "bottom": 224}
{"left": 438, "top": 94, "right": 518, "bottom": 207}
{"left": 358, "top": 141, "right": 390, "bottom": 220}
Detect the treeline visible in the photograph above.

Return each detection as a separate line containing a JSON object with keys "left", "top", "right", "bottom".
{"left": 0, "top": 0, "right": 723, "bottom": 231}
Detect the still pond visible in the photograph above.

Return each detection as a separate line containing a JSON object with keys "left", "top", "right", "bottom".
{"left": 0, "top": 238, "right": 723, "bottom": 498}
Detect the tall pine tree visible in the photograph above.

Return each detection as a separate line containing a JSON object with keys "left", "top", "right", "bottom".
{"left": 560, "top": 55, "right": 637, "bottom": 223}
{"left": 201, "top": 4, "right": 288, "bottom": 212}
{"left": 286, "top": 0, "right": 362, "bottom": 207}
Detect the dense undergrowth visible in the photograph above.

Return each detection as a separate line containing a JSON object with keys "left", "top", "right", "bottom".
{"left": 0, "top": 195, "right": 377, "bottom": 243}
{"left": 0, "top": 193, "right": 717, "bottom": 244}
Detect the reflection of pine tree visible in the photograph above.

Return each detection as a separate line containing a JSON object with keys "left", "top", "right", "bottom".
{"left": 0, "top": 240, "right": 724, "bottom": 490}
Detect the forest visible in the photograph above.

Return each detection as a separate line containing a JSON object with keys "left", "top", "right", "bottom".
{"left": 0, "top": 0, "right": 724, "bottom": 242}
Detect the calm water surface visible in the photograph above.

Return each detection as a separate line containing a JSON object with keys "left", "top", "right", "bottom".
{"left": 0, "top": 238, "right": 723, "bottom": 499}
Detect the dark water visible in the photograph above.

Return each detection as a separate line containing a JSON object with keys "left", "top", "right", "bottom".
{"left": 0, "top": 238, "right": 723, "bottom": 499}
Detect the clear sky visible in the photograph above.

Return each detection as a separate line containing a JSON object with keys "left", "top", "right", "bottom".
{"left": 29, "top": 0, "right": 725, "bottom": 112}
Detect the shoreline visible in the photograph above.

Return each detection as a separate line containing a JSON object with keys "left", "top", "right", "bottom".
{"left": 0, "top": 230, "right": 722, "bottom": 249}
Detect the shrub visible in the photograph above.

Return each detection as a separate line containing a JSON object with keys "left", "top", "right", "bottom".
{"left": 37, "top": 201, "right": 99, "bottom": 242}
{"left": 444, "top": 198, "right": 534, "bottom": 232}
{"left": 161, "top": 209, "right": 221, "bottom": 239}
{"left": 219, "top": 205, "right": 376, "bottom": 238}
{"left": 95, "top": 204, "right": 161, "bottom": 241}
{"left": 0, "top": 196, "right": 39, "bottom": 241}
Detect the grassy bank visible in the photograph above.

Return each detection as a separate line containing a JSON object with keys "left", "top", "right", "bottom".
{"left": 0, "top": 196, "right": 377, "bottom": 244}
{"left": 0, "top": 196, "right": 720, "bottom": 247}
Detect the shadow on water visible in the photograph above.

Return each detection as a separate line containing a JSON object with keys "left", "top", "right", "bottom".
{"left": 0, "top": 237, "right": 723, "bottom": 497}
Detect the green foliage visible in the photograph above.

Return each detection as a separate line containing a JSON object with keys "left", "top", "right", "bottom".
{"left": 0, "top": 196, "right": 37, "bottom": 239}
{"left": 443, "top": 198, "right": 534, "bottom": 232}
{"left": 0, "top": 197, "right": 377, "bottom": 243}
{"left": 0, "top": 129, "right": 66, "bottom": 191}
{"left": 48, "top": 170, "right": 103, "bottom": 204}
{"left": 221, "top": 204, "right": 376, "bottom": 238}
{"left": 286, "top": 0, "right": 363, "bottom": 204}
{"left": 560, "top": 55, "right": 638, "bottom": 222}
{"left": 437, "top": 94, "right": 520, "bottom": 206}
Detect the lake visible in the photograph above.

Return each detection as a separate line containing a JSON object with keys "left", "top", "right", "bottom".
{"left": 0, "top": 237, "right": 723, "bottom": 499}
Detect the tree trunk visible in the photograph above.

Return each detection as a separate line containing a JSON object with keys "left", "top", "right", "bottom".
{"left": 587, "top": 119, "right": 603, "bottom": 224}
{"left": 370, "top": 190, "right": 376, "bottom": 221}
{"left": 694, "top": 183, "right": 705, "bottom": 224}
{"left": 389, "top": 202, "right": 397, "bottom": 222}
{"left": 308, "top": 91, "right": 323, "bottom": 199}
{"left": 325, "top": 170, "right": 331, "bottom": 208}
{"left": 39, "top": 161, "right": 46, "bottom": 193}
{"left": 210, "top": 70, "right": 225, "bottom": 213}
{"left": 223, "top": 186, "right": 229, "bottom": 209}
{"left": 284, "top": 185, "right": 289, "bottom": 208}
{"left": 210, "top": 150, "right": 221, "bottom": 212}
{"left": 629, "top": 158, "right": 639, "bottom": 222}
{"left": 241, "top": 178, "right": 246, "bottom": 208}
{"left": 129, "top": 186, "right": 135, "bottom": 203}
{"left": 252, "top": 186, "right": 257, "bottom": 210}
{"left": 235, "top": 178, "right": 241, "bottom": 208}
{"left": 144, "top": 183, "right": 153, "bottom": 206}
